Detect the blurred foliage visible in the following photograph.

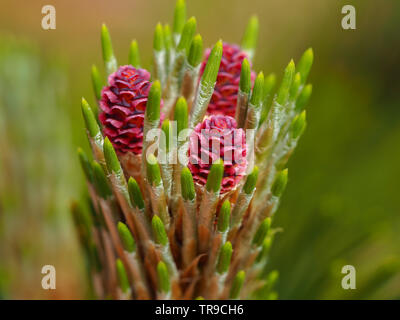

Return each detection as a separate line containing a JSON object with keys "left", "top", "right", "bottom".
{"left": 0, "top": 36, "right": 85, "bottom": 299}
{"left": 265, "top": 0, "right": 400, "bottom": 299}
{"left": 0, "top": 0, "right": 399, "bottom": 299}
{"left": 269, "top": 70, "right": 400, "bottom": 299}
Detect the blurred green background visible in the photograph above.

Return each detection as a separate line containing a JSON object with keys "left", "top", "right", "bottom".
{"left": 0, "top": 0, "right": 399, "bottom": 299}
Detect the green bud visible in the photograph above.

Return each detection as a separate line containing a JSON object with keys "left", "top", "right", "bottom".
{"left": 174, "top": 96, "right": 188, "bottom": 133}
{"left": 256, "top": 237, "right": 272, "bottom": 263}
{"left": 70, "top": 200, "right": 92, "bottom": 242}
{"left": 145, "top": 80, "right": 161, "bottom": 122}
{"left": 77, "top": 147, "right": 93, "bottom": 182}
{"left": 153, "top": 23, "right": 164, "bottom": 52}
{"left": 259, "top": 73, "right": 276, "bottom": 125}
{"left": 243, "top": 166, "right": 259, "bottom": 194}
{"left": 116, "top": 259, "right": 130, "bottom": 293}
{"left": 161, "top": 119, "right": 171, "bottom": 152}
{"left": 250, "top": 72, "right": 264, "bottom": 107}
{"left": 164, "top": 25, "right": 173, "bottom": 73}
{"left": 189, "top": 40, "right": 222, "bottom": 128}
{"left": 264, "top": 73, "right": 277, "bottom": 99}
{"left": 230, "top": 270, "right": 246, "bottom": 299}
{"left": 271, "top": 169, "right": 288, "bottom": 197}
{"left": 81, "top": 97, "right": 100, "bottom": 138}
{"left": 239, "top": 58, "right": 251, "bottom": 94}
{"left": 173, "top": 0, "right": 186, "bottom": 40}
{"left": 177, "top": 17, "right": 196, "bottom": 53}
{"left": 289, "top": 72, "right": 302, "bottom": 100}
{"left": 152, "top": 215, "right": 168, "bottom": 246}
{"left": 241, "top": 16, "right": 259, "bottom": 56}
{"left": 195, "top": 296, "right": 204, "bottom": 300}
{"left": 146, "top": 154, "right": 162, "bottom": 186}
{"left": 91, "top": 65, "right": 103, "bottom": 101}
{"left": 217, "top": 200, "right": 231, "bottom": 233}
{"left": 181, "top": 167, "right": 195, "bottom": 201}
{"left": 217, "top": 241, "right": 233, "bottom": 274}
{"left": 128, "top": 177, "right": 145, "bottom": 210}
{"left": 163, "top": 25, "right": 173, "bottom": 51}
{"left": 188, "top": 34, "right": 203, "bottom": 67}
{"left": 260, "top": 73, "right": 277, "bottom": 125}
{"left": 291, "top": 111, "right": 307, "bottom": 139}
{"left": 101, "top": 24, "right": 117, "bottom": 74}
{"left": 92, "top": 160, "right": 112, "bottom": 199}
{"left": 103, "top": 137, "right": 122, "bottom": 175}
{"left": 267, "top": 270, "right": 279, "bottom": 287}
{"left": 277, "top": 60, "right": 295, "bottom": 105}
{"left": 252, "top": 217, "right": 271, "bottom": 247}
{"left": 297, "top": 48, "right": 313, "bottom": 84}
{"left": 201, "top": 40, "right": 223, "bottom": 86}
{"left": 296, "top": 84, "right": 312, "bottom": 111}
{"left": 157, "top": 261, "right": 170, "bottom": 293}
{"left": 205, "top": 159, "right": 224, "bottom": 193}
{"left": 129, "top": 40, "right": 141, "bottom": 68}
{"left": 117, "top": 222, "right": 136, "bottom": 252}
{"left": 86, "top": 197, "right": 104, "bottom": 228}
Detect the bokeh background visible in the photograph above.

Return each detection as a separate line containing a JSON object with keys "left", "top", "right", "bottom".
{"left": 0, "top": 0, "right": 399, "bottom": 299}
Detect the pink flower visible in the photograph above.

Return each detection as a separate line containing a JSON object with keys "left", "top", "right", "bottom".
{"left": 188, "top": 115, "right": 247, "bottom": 193}
{"left": 99, "top": 65, "right": 152, "bottom": 154}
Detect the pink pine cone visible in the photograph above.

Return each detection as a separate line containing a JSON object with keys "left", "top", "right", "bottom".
{"left": 188, "top": 115, "right": 247, "bottom": 193}
{"left": 200, "top": 43, "right": 256, "bottom": 118}
{"left": 99, "top": 65, "right": 152, "bottom": 154}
